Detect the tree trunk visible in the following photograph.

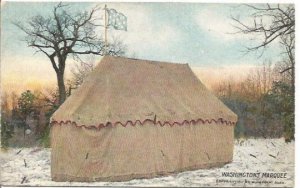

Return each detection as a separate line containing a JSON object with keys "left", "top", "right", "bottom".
{"left": 57, "top": 72, "right": 66, "bottom": 105}
{"left": 291, "top": 65, "right": 295, "bottom": 93}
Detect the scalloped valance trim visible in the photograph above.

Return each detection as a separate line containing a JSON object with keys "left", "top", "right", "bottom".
{"left": 50, "top": 117, "right": 236, "bottom": 129}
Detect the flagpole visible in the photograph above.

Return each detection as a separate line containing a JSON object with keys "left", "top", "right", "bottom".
{"left": 104, "top": 4, "right": 108, "bottom": 55}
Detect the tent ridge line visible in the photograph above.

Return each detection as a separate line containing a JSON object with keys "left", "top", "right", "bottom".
{"left": 50, "top": 117, "right": 236, "bottom": 130}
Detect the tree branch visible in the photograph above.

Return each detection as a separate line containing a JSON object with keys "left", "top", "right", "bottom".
{"left": 280, "top": 67, "right": 293, "bottom": 74}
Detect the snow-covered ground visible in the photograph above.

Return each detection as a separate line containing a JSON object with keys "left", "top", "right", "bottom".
{"left": 0, "top": 138, "right": 294, "bottom": 187}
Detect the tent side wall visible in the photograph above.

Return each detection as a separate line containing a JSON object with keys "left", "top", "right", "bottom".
{"left": 51, "top": 122, "right": 234, "bottom": 182}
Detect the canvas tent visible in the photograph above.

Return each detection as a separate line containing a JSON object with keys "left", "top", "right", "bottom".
{"left": 50, "top": 56, "right": 238, "bottom": 182}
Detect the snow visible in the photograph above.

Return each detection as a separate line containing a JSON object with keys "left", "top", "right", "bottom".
{"left": 0, "top": 138, "right": 294, "bottom": 187}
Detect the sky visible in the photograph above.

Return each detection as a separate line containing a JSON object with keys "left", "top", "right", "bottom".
{"left": 1, "top": 2, "right": 285, "bottom": 94}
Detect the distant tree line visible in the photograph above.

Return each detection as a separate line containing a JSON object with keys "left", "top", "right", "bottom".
{"left": 213, "top": 60, "right": 294, "bottom": 141}
{"left": 0, "top": 45, "right": 106, "bottom": 148}
{"left": 223, "top": 3, "right": 295, "bottom": 141}
{"left": 1, "top": 58, "right": 97, "bottom": 148}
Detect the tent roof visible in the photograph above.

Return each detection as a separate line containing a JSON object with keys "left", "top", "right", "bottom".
{"left": 51, "top": 56, "right": 237, "bottom": 128}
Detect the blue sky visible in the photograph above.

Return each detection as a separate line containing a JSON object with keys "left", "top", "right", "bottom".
{"left": 1, "top": 2, "right": 284, "bottom": 92}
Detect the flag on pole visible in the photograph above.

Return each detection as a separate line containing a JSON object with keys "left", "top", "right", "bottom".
{"left": 107, "top": 8, "right": 127, "bottom": 31}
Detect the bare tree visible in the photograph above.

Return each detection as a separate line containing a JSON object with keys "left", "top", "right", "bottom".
{"left": 14, "top": 3, "right": 125, "bottom": 105}
{"left": 1, "top": 92, "right": 10, "bottom": 120}
{"left": 40, "top": 88, "right": 60, "bottom": 108}
{"left": 232, "top": 4, "right": 294, "bottom": 52}
{"left": 278, "top": 32, "right": 295, "bottom": 91}
{"left": 67, "top": 36, "right": 127, "bottom": 95}
{"left": 232, "top": 4, "right": 295, "bottom": 90}
{"left": 11, "top": 92, "right": 19, "bottom": 110}
{"left": 67, "top": 56, "right": 96, "bottom": 94}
